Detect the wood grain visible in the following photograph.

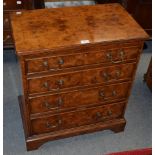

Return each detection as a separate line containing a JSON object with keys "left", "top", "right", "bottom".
{"left": 26, "top": 45, "right": 140, "bottom": 74}
{"left": 28, "top": 63, "right": 135, "bottom": 95}
{"left": 11, "top": 4, "right": 149, "bottom": 54}
{"left": 31, "top": 102, "right": 125, "bottom": 135}
{"left": 29, "top": 82, "right": 131, "bottom": 114}
{"left": 12, "top": 4, "right": 148, "bottom": 151}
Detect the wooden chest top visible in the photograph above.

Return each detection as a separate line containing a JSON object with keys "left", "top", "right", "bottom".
{"left": 11, "top": 3, "right": 149, "bottom": 55}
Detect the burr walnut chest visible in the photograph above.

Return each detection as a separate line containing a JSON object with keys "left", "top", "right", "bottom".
{"left": 11, "top": 4, "right": 149, "bottom": 151}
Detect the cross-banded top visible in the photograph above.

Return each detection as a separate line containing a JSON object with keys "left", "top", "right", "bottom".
{"left": 11, "top": 3, "right": 149, "bottom": 55}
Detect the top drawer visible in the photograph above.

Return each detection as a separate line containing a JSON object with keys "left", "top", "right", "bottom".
{"left": 25, "top": 46, "right": 140, "bottom": 74}
{"left": 3, "top": 0, "right": 25, "bottom": 10}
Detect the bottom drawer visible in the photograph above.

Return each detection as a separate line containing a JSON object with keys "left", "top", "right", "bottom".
{"left": 3, "top": 30, "right": 13, "bottom": 45}
{"left": 31, "top": 102, "right": 125, "bottom": 135}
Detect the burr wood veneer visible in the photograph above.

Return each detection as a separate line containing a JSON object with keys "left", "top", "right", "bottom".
{"left": 11, "top": 4, "right": 149, "bottom": 151}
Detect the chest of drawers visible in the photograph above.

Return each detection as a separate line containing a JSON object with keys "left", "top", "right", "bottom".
{"left": 11, "top": 4, "right": 149, "bottom": 151}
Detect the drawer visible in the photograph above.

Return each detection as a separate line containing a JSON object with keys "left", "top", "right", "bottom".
{"left": 3, "top": 0, "right": 25, "bottom": 10}
{"left": 3, "top": 12, "right": 10, "bottom": 29}
{"left": 29, "top": 82, "right": 131, "bottom": 114}
{"left": 31, "top": 102, "right": 125, "bottom": 135}
{"left": 28, "top": 63, "right": 135, "bottom": 94}
{"left": 3, "top": 31, "right": 13, "bottom": 45}
{"left": 26, "top": 46, "right": 140, "bottom": 74}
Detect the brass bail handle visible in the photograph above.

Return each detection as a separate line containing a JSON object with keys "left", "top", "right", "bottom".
{"left": 44, "top": 101, "right": 56, "bottom": 110}
{"left": 95, "top": 109, "right": 112, "bottom": 121}
{"left": 106, "top": 49, "right": 125, "bottom": 64}
{"left": 44, "top": 97, "right": 63, "bottom": 109}
{"left": 43, "top": 81, "right": 51, "bottom": 90}
{"left": 46, "top": 119, "right": 62, "bottom": 129}
{"left": 43, "top": 60, "right": 48, "bottom": 67}
{"left": 103, "top": 72, "right": 109, "bottom": 81}
{"left": 99, "top": 90, "right": 105, "bottom": 98}
{"left": 58, "top": 58, "right": 64, "bottom": 69}
{"left": 95, "top": 112, "right": 105, "bottom": 121}
{"left": 57, "top": 97, "right": 63, "bottom": 106}
{"left": 58, "top": 58, "right": 64, "bottom": 65}
{"left": 57, "top": 79, "right": 64, "bottom": 87}
{"left": 99, "top": 90, "right": 117, "bottom": 100}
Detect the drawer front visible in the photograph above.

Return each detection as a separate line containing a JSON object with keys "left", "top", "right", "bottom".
{"left": 31, "top": 102, "right": 125, "bottom": 135}
{"left": 3, "top": 12, "right": 10, "bottom": 29}
{"left": 26, "top": 46, "right": 140, "bottom": 74}
{"left": 28, "top": 63, "right": 135, "bottom": 94}
{"left": 29, "top": 82, "right": 131, "bottom": 114}
{"left": 3, "top": 31, "right": 13, "bottom": 45}
{"left": 3, "top": 0, "right": 25, "bottom": 10}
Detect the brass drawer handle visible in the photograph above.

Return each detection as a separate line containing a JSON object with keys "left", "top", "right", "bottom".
{"left": 44, "top": 101, "right": 50, "bottom": 109}
{"left": 57, "top": 97, "right": 64, "bottom": 106}
{"left": 99, "top": 90, "right": 104, "bottom": 98}
{"left": 96, "top": 112, "right": 102, "bottom": 118}
{"left": 106, "top": 50, "right": 124, "bottom": 64}
{"left": 99, "top": 90, "right": 117, "bottom": 100}
{"left": 44, "top": 101, "right": 54, "bottom": 109}
{"left": 46, "top": 120, "right": 62, "bottom": 129}
{"left": 43, "top": 82, "right": 49, "bottom": 89}
{"left": 57, "top": 79, "right": 64, "bottom": 86}
{"left": 95, "top": 110, "right": 112, "bottom": 121}
{"left": 115, "top": 70, "right": 121, "bottom": 79}
{"left": 43, "top": 61, "right": 48, "bottom": 67}
{"left": 46, "top": 122, "right": 57, "bottom": 129}
{"left": 95, "top": 112, "right": 105, "bottom": 121}
{"left": 46, "top": 122, "right": 53, "bottom": 128}
{"left": 44, "top": 98, "right": 63, "bottom": 109}
{"left": 97, "top": 110, "right": 112, "bottom": 117}
{"left": 102, "top": 72, "right": 109, "bottom": 81}
{"left": 3, "top": 35, "right": 10, "bottom": 42}
{"left": 58, "top": 58, "right": 64, "bottom": 65}
{"left": 112, "top": 90, "right": 117, "bottom": 96}
{"left": 102, "top": 70, "right": 121, "bottom": 81}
